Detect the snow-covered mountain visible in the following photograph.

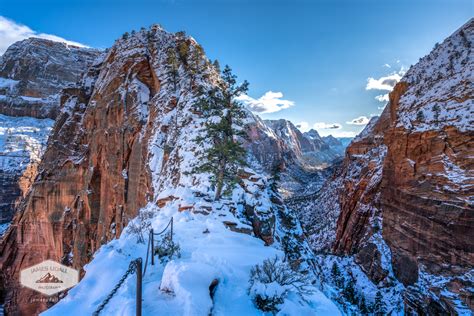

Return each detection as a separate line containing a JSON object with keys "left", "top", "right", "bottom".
{"left": 0, "top": 26, "right": 339, "bottom": 315}
{"left": 0, "top": 38, "right": 100, "bottom": 119}
{"left": 246, "top": 118, "right": 343, "bottom": 197}
{"left": 290, "top": 19, "right": 473, "bottom": 314}
{"left": 0, "top": 39, "right": 100, "bottom": 230}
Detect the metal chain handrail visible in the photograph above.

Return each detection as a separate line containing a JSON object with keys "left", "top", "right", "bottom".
{"left": 93, "top": 258, "right": 142, "bottom": 316}
{"left": 152, "top": 217, "right": 173, "bottom": 236}
{"left": 146, "top": 217, "right": 173, "bottom": 271}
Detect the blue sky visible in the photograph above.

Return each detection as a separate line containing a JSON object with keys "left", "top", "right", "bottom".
{"left": 0, "top": 0, "right": 471, "bottom": 137}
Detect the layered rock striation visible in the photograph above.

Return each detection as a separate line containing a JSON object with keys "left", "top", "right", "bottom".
{"left": 294, "top": 19, "right": 474, "bottom": 314}
{"left": 0, "top": 27, "right": 315, "bottom": 315}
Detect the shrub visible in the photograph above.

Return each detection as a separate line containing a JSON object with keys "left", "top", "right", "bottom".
{"left": 154, "top": 231, "right": 181, "bottom": 263}
{"left": 127, "top": 208, "right": 154, "bottom": 243}
{"left": 248, "top": 256, "right": 312, "bottom": 314}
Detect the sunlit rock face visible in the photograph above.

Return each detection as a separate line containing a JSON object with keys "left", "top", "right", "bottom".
{"left": 0, "top": 26, "right": 311, "bottom": 315}
{"left": 0, "top": 39, "right": 99, "bottom": 230}
{"left": 0, "top": 38, "right": 99, "bottom": 119}
{"left": 246, "top": 117, "right": 343, "bottom": 198}
{"left": 294, "top": 19, "right": 473, "bottom": 314}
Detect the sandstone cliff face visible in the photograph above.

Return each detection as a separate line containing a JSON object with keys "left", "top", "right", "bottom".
{"left": 0, "top": 115, "right": 53, "bottom": 226}
{"left": 0, "top": 38, "right": 99, "bottom": 119}
{"left": 1, "top": 33, "right": 155, "bottom": 315}
{"left": 0, "top": 39, "right": 100, "bottom": 232}
{"left": 295, "top": 19, "right": 473, "bottom": 314}
{"left": 1, "top": 26, "right": 312, "bottom": 315}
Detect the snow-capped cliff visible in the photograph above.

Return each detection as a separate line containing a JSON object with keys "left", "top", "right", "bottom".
{"left": 292, "top": 19, "right": 473, "bottom": 314}
{"left": 1, "top": 26, "right": 339, "bottom": 315}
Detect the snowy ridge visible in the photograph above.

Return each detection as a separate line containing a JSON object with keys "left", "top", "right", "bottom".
{"left": 396, "top": 19, "right": 473, "bottom": 132}
{"left": 43, "top": 26, "right": 340, "bottom": 315}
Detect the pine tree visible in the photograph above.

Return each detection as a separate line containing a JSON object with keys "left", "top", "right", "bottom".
{"left": 342, "top": 280, "right": 357, "bottom": 305}
{"left": 213, "top": 60, "right": 221, "bottom": 73}
{"left": 194, "top": 65, "right": 249, "bottom": 200}
{"left": 166, "top": 47, "right": 179, "bottom": 89}
{"left": 359, "top": 295, "right": 369, "bottom": 315}
{"left": 269, "top": 161, "right": 283, "bottom": 193}
{"left": 331, "top": 262, "right": 345, "bottom": 288}
{"left": 416, "top": 110, "right": 425, "bottom": 122}
{"left": 432, "top": 104, "right": 441, "bottom": 122}
{"left": 373, "top": 291, "right": 386, "bottom": 316}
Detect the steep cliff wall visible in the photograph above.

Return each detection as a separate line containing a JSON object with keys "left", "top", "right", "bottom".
{"left": 0, "top": 26, "right": 323, "bottom": 315}
{"left": 0, "top": 39, "right": 100, "bottom": 232}
{"left": 0, "top": 38, "right": 99, "bottom": 119}
{"left": 294, "top": 19, "right": 473, "bottom": 314}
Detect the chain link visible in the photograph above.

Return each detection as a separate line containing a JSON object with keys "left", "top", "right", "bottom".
{"left": 93, "top": 258, "right": 141, "bottom": 316}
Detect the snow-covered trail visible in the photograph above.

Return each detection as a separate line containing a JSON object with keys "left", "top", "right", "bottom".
{"left": 43, "top": 203, "right": 340, "bottom": 316}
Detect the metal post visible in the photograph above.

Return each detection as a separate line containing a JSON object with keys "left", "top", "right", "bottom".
{"left": 136, "top": 259, "right": 142, "bottom": 316}
{"left": 150, "top": 229, "right": 154, "bottom": 266}
{"left": 170, "top": 218, "right": 173, "bottom": 242}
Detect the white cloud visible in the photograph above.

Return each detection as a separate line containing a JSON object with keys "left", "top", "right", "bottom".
{"left": 313, "top": 122, "right": 342, "bottom": 130}
{"left": 366, "top": 73, "right": 402, "bottom": 91}
{"left": 375, "top": 94, "right": 389, "bottom": 102}
{"left": 383, "top": 63, "right": 391, "bottom": 68}
{"left": 0, "top": 16, "right": 87, "bottom": 55}
{"left": 295, "top": 121, "right": 310, "bottom": 132}
{"left": 346, "top": 116, "right": 370, "bottom": 125}
{"left": 237, "top": 91, "right": 294, "bottom": 114}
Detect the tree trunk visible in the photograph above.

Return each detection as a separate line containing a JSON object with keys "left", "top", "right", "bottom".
{"left": 214, "top": 159, "right": 225, "bottom": 200}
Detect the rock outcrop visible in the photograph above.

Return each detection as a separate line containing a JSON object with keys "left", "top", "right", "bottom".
{"left": 0, "top": 38, "right": 99, "bottom": 119}
{"left": 0, "top": 115, "right": 53, "bottom": 226}
{"left": 0, "top": 26, "right": 313, "bottom": 315}
{"left": 0, "top": 38, "right": 100, "bottom": 231}
{"left": 294, "top": 19, "right": 473, "bottom": 314}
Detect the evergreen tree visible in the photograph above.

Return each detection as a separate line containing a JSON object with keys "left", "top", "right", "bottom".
{"left": 373, "top": 291, "right": 386, "bottom": 316}
{"left": 359, "top": 295, "right": 369, "bottom": 315}
{"left": 189, "top": 44, "right": 204, "bottom": 82}
{"left": 342, "top": 280, "right": 357, "bottom": 305}
{"left": 166, "top": 47, "right": 179, "bottom": 89}
{"left": 331, "top": 262, "right": 345, "bottom": 288}
{"left": 269, "top": 161, "right": 283, "bottom": 193}
{"left": 432, "top": 104, "right": 441, "bottom": 122}
{"left": 194, "top": 65, "right": 249, "bottom": 200}
{"left": 213, "top": 59, "right": 221, "bottom": 73}
{"left": 416, "top": 110, "right": 425, "bottom": 122}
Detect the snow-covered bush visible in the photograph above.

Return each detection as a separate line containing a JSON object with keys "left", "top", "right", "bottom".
{"left": 127, "top": 208, "right": 154, "bottom": 243}
{"left": 248, "top": 256, "right": 312, "bottom": 314}
{"left": 154, "top": 232, "right": 181, "bottom": 263}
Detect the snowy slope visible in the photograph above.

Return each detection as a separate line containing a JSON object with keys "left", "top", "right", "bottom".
{"left": 45, "top": 203, "right": 339, "bottom": 316}
{"left": 39, "top": 26, "right": 340, "bottom": 316}
{"left": 0, "top": 114, "right": 53, "bottom": 172}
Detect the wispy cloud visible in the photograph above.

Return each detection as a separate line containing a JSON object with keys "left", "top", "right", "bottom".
{"left": 0, "top": 16, "right": 87, "bottom": 55}
{"left": 346, "top": 115, "right": 370, "bottom": 125}
{"left": 313, "top": 122, "right": 342, "bottom": 130}
{"left": 375, "top": 94, "right": 389, "bottom": 102}
{"left": 366, "top": 73, "right": 402, "bottom": 91}
{"left": 366, "top": 66, "right": 407, "bottom": 103}
{"left": 237, "top": 91, "right": 294, "bottom": 114}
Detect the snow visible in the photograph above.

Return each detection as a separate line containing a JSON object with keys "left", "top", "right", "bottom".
{"left": 44, "top": 203, "right": 340, "bottom": 316}
{"left": 395, "top": 22, "right": 473, "bottom": 133}
{"left": 0, "top": 77, "right": 18, "bottom": 91}
{"left": 42, "top": 26, "right": 339, "bottom": 316}
{"left": 0, "top": 114, "right": 53, "bottom": 172}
